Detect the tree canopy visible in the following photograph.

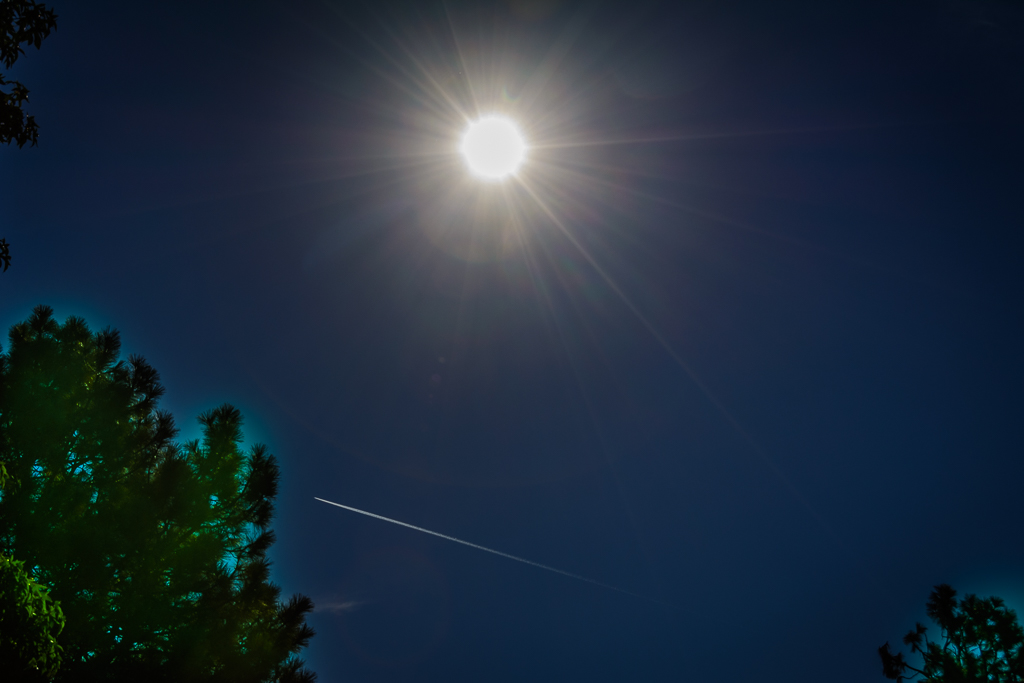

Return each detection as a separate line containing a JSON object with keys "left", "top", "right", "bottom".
{"left": 880, "top": 584, "right": 1024, "bottom": 682}
{"left": 0, "top": 306, "right": 316, "bottom": 682}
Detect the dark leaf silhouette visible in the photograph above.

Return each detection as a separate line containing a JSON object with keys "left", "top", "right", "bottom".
{"left": 1, "top": 1, "right": 58, "bottom": 275}
{"left": 0, "top": 0, "right": 57, "bottom": 148}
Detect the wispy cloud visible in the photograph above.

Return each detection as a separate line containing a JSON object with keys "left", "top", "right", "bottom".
{"left": 318, "top": 600, "right": 366, "bottom": 615}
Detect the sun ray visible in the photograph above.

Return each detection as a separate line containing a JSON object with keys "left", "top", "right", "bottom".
{"left": 532, "top": 156, "right": 948, "bottom": 293}
{"left": 512, "top": 187, "right": 668, "bottom": 600}
{"left": 515, "top": 173, "right": 854, "bottom": 558}
{"left": 442, "top": 0, "right": 480, "bottom": 115}
{"left": 318, "top": 4, "right": 470, "bottom": 125}
{"left": 529, "top": 120, "right": 908, "bottom": 151}
{"left": 374, "top": 19, "right": 473, "bottom": 121}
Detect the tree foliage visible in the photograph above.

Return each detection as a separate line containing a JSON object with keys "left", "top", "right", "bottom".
{"left": 0, "top": 458, "right": 66, "bottom": 682}
{"left": 880, "top": 584, "right": 1024, "bottom": 682}
{"left": 1, "top": 0, "right": 57, "bottom": 148}
{"left": 0, "top": 306, "right": 316, "bottom": 683}
{"left": 0, "top": 552, "right": 65, "bottom": 681}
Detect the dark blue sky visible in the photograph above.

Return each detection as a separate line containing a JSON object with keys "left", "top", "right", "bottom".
{"left": 3, "top": 1, "right": 1023, "bottom": 680}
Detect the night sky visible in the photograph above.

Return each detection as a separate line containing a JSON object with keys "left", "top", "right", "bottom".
{"left": 4, "top": 1, "right": 1024, "bottom": 680}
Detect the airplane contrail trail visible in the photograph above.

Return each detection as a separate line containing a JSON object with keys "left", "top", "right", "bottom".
{"left": 315, "top": 497, "right": 660, "bottom": 604}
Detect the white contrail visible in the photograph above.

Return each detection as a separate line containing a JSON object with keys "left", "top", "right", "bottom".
{"left": 314, "top": 497, "right": 659, "bottom": 603}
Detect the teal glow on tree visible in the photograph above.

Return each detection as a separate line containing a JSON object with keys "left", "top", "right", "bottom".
{"left": 0, "top": 306, "right": 316, "bottom": 683}
{"left": 880, "top": 584, "right": 1024, "bottom": 682}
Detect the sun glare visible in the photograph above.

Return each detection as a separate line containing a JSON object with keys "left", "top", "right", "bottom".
{"left": 460, "top": 116, "right": 526, "bottom": 180}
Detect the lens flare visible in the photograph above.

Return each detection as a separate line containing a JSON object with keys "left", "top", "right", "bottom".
{"left": 460, "top": 116, "right": 526, "bottom": 180}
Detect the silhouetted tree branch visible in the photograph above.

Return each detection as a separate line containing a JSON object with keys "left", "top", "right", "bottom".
{"left": 1, "top": 1, "right": 58, "bottom": 275}
{"left": 880, "top": 584, "right": 1024, "bottom": 682}
{"left": 0, "top": 0, "right": 57, "bottom": 148}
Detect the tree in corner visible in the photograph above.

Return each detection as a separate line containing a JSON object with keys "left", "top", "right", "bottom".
{"left": 880, "top": 584, "right": 1024, "bottom": 682}
{"left": 0, "top": 306, "right": 316, "bottom": 683}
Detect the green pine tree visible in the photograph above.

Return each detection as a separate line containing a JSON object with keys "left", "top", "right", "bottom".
{"left": 0, "top": 306, "right": 316, "bottom": 683}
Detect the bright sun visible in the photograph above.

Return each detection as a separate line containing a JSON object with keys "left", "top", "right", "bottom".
{"left": 460, "top": 116, "right": 526, "bottom": 180}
